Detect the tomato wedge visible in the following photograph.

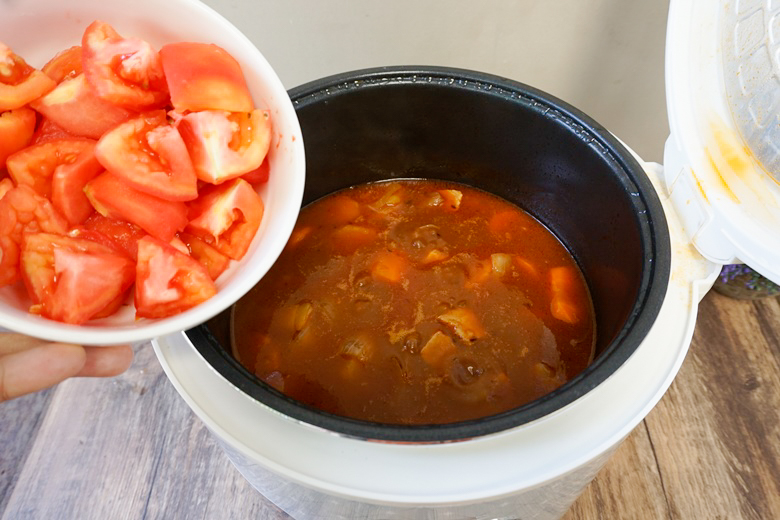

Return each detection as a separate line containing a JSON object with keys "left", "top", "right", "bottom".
{"left": 81, "top": 21, "right": 168, "bottom": 110}
{"left": 0, "top": 185, "right": 69, "bottom": 287}
{"left": 0, "top": 43, "right": 56, "bottom": 110}
{"left": 95, "top": 111, "right": 198, "bottom": 201}
{"left": 6, "top": 138, "right": 96, "bottom": 199}
{"left": 0, "top": 107, "right": 36, "bottom": 168}
{"left": 160, "top": 42, "right": 253, "bottom": 113}
{"left": 85, "top": 172, "right": 188, "bottom": 242}
{"left": 178, "top": 231, "right": 230, "bottom": 280}
{"left": 135, "top": 235, "right": 216, "bottom": 319}
{"left": 31, "top": 74, "right": 133, "bottom": 139}
{"left": 81, "top": 213, "right": 146, "bottom": 261}
{"left": 42, "top": 46, "right": 83, "bottom": 84}
{"left": 0, "top": 178, "right": 13, "bottom": 201}
{"left": 51, "top": 145, "right": 104, "bottom": 225}
{"left": 241, "top": 158, "right": 270, "bottom": 185}
{"left": 186, "top": 178, "right": 264, "bottom": 260}
{"left": 20, "top": 232, "right": 135, "bottom": 324}
{"left": 177, "top": 109, "right": 271, "bottom": 184}
{"left": 30, "top": 117, "right": 79, "bottom": 145}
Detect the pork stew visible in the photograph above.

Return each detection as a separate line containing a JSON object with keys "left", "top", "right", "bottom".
{"left": 231, "top": 179, "right": 595, "bottom": 424}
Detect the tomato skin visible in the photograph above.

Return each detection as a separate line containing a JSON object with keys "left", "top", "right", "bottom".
{"left": 95, "top": 111, "right": 198, "bottom": 201}
{"left": 85, "top": 172, "right": 188, "bottom": 242}
{"left": 0, "top": 107, "right": 36, "bottom": 168}
{"left": 160, "top": 42, "right": 253, "bottom": 113}
{"left": 6, "top": 139, "right": 96, "bottom": 199}
{"left": 81, "top": 213, "right": 146, "bottom": 261}
{"left": 20, "top": 232, "right": 135, "bottom": 324}
{"left": 135, "top": 235, "right": 217, "bottom": 319}
{"left": 177, "top": 109, "right": 271, "bottom": 184}
{"left": 81, "top": 21, "right": 168, "bottom": 110}
{"left": 31, "top": 74, "right": 134, "bottom": 139}
{"left": 186, "top": 178, "right": 264, "bottom": 260}
{"left": 0, "top": 44, "right": 57, "bottom": 110}
{"left": 0, "top": 185, "right": 69, "bottom": 287}
{"left": 42, "top": 46, "right": 83, "bottom": 84}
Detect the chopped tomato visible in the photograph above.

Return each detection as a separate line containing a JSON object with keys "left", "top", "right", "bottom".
{"left": 95, "top": 111, "right": 198, "bottom": 201}
{"left": 0, "top": 178, "right": 13, "bottom": 200}
{"left": 135, "top": 235, "right": 216, "bottom": 319}
{"left": 186, "top": 178, "right": 264, "bottom": 260}
{"left": 20, "top": 232, "right": 134, "bottom": 324}
{"left": 81, "top": 21, "right": 168, "bottom": 110}
{"left": 81, "top": 213, "right": 146, "bottom": 260}
{"left": 31, "top": 74, "right": 133, "bottom": 139}
{"left": 177, "top": 109, "right": 271, "bottom": 184}
{"left": 242, "top": 157, "right": 270, "bottom": 185}
{"left": 6, "top": 139, "right": 96, "bottom": 199}
{"left": 67, "top": 227, "right": 127, "bottom": 255}
{"left": 52, "top": 144, "right": 104, "bottom": 224}
{"left": 0, "top": 107, "right": 36, "bottom": 168}
{"left": 30, "top": 117, "right": 79, "bottom": 145}
{"left": 41, "top": 46, "right": 83, "bottom": 83}
{"left": 160, "top": 42, "right": 253, "bottom": 113}
{"left": 85, "top": 172, "right": 188, "bottom": 242}
{"left": 179, "top": 231, "right": 231, "bottom": 280}
{"left": 0, "top": 185, "right": 68, "bottom": 286}
{"left": 0, "top": 43, "right": 57, "bottom": 110}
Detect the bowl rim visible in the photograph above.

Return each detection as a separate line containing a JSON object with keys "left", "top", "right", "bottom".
{"left": 187, "top": 65, "right": 671, "bottom": 443}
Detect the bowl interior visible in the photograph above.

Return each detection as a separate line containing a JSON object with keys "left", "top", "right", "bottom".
{"left": 189, "top": 67, "right": 670, "bottom": 442}
{"left": 0, "top": 0, "right": 305, "bottom": 345}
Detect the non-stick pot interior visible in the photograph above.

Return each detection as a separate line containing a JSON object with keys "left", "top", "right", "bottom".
{"left": 187, "top": 67, "right": 671, "bottom": 442}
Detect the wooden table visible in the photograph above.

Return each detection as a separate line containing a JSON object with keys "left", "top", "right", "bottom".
{"left": 1, "top": 290, "right": 778, "bottom": 519}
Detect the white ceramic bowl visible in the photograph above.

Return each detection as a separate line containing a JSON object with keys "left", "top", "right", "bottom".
{"left": 0, "top": 0, "right": 305, "bottom": 345}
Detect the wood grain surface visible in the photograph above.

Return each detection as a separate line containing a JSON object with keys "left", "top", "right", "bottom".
{"left": 1, "top": 290, "right": 778, "bottom": 519}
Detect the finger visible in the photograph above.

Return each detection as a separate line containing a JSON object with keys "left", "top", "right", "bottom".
{"left": 0, "top": 343, "right": 86, "bottom": 402}
{"left": 77, "top": 345, "right": 134, "bottom": 377}
{"left": 0, "top": 333, "right": 49, "bottom": 356}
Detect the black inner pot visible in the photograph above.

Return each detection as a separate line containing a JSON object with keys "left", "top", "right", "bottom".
{"left": 186, "top": 66, "right": 671, "bottom": 443}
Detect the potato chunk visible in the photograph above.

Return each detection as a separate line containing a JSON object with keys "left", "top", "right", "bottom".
{"left": 420, "top": 331, "right": 457, "bottom": 371}
{"left": 437, "top": 307, "right": 486, "bottom": 342}
{"left": 437, "top": 189, "right": 462, "bottom": 210}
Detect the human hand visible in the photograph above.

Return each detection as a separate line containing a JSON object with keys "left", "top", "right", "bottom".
{"left": 0, "top": 333, "right": 133, "bottom": 402}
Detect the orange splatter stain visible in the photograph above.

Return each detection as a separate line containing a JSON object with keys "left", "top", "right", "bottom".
{"left": 704, "top": 150, "right": 739, "bottom": 203}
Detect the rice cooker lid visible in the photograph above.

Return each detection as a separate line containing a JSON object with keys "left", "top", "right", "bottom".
{"left": 665, "top": 0, "right": 780, "bottom": 284}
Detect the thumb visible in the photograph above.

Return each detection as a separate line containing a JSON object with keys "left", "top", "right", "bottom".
{"left": 0, "top": 343, "right": 86, "bottom": 402}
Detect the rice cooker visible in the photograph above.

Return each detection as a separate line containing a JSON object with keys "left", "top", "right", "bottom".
{"left": 153, "top": 0, "right": 780, "bottom": 518}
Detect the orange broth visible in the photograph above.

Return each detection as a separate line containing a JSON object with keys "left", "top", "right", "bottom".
{"left": 232, "top": 180, "right": 595, "bottom": 424}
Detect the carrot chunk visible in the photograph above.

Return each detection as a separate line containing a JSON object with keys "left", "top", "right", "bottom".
{"left": 321, "top": 195, "right": 361, "bottom": 225}
{"left": 514, "top": 256, "right": 539, "bottom": 278}
{"left": 550, "top": 294, "right": 581, "bottom": 324}
{"left": 549, "top": 266, "right": 582, "bottom": 324}
{"left": 465, "top": 259, "right": 491, "bottom": 288}
{"left": 331, "top": 225, "right": 378, "bottom": 254}
{"left": 371, "top": 251, "right": 407, "bottom": 283}
{"left": 488, "top": 209, "right": 524, "bottom": 237}
{"left": 287, "top": 226, "right": 312, "bottom": 248}
{"left": 549, "top": 266, "right": 578, "bottom": 294}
